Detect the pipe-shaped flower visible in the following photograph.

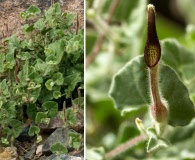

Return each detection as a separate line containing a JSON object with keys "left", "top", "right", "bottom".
{"left": 144, "top": 4, "right": 161, "bottom": 68}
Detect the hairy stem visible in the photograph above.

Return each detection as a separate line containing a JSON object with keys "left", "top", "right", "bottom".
{"left": 149, "top": 64, "right": 168, "bottom": 132}
{"left": 105, "top": 135, "right": 145, "bottom": 159}
{"left": 149, "top": 65, "right": 161, "bottom": 105}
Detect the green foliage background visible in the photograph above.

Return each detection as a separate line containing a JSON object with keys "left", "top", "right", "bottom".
{"left": 86, "top": 0, "right": 195, "bottom": 159}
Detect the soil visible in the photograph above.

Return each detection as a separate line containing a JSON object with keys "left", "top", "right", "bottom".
{"left": 0, "top": 0, "right": 84, "bottom": 39}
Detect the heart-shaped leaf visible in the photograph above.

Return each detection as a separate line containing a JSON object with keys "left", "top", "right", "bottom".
{"left": 42, "top": 101, "right": 58, "bottom": 118}
{"left": 109, "top": 56, "right": 195, "bottom": 126}
{"left": 147, "top": 136, "right": 169, "bottom": 152}
{"left": 29, "top": 126, "right": 40, "bottom": 136}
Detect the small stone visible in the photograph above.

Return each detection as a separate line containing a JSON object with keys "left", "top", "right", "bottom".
{"left": 40, "top": 111, "right": 65, "bottom": 133}
{"left": 49, "top": 154, "right": 84, "bottom": 160}
{"left": 24, "top": 143, "right": 37, "bottom": 160}
{"left": 42, "top": 128, "right": 76, "bottom": 156}
{"left": 36, "top": 144, "right": 43, "bottom": 156}
{"left": 0, "top": 147, "right": 18, "bottom": 160}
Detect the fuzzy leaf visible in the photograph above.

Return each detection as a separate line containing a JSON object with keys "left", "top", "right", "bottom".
{"left": 34, "top": 18, "right": 45, "bottom": 30}
{"left": 147, "top": 136, "right": 169, "bottom": 152}
{"left": 10, "top": 119, "right": 24, "bottom": 138}
{"left": 68, "top": 132, "right": 82, "bottom": 149}
{"left": 52, "top": 72, "right": 64, "bottom": 85}
{"left": 27, "top": 103, "right": 37, "bottom": 120}
{"left": 64, "top": 73, "right": 82, "bottom": 98}
{"left": 29, "top": 126, "right": 40, "bottom": 136}
{"left": 29, "top": 72, "right": 43, "bottom": 84}
{"left": 42, "top": 101, "right": 58, "bottom": 118}
{"left": 0, "top": 53, "right": 5, "bottom": 73}
{"left": 45, "top": 79, "right": 54, "bottom": 90}
{"left": 161, "top": 39, "right": 195, "bottom": 96}
{"left": 109, "top": 56, "right": 195, "bottom": 126}
{"left": 50, "top": 142, "right": 68, "bottom": 155}
{"left": 66, "top": 108, "right": 76, "bottom": 125}
{"left": 44, "top": 39, "right": 65, "bottom": 64}
{"left": 53, "top": 91, "right": 61, "bottom": 99}
{"left": 35, "top": 112, "right": 47, "bottom": 124}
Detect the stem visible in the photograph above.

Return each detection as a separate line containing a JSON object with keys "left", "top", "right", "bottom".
{"left": 77, "top": 87, "right": 81, "bottom": 109}
{"left": 105, "top": 135, "right": 145, "bottom": 159}
{"left": 86, "top": 0, "right": 120, "bottom": 68}
{"left": 149, "top": 65, "right": 161, "bottom": 105}
{"left": 149, "top": 64, "right": 168, "bottom": 129}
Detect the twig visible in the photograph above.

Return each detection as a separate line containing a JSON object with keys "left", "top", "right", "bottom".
{"left": 86, "top": 0, "right": 120, "bottom": 68}
{"left": 77, "top": 87, "right": 81, "bottom": 109}
{"left": 105, "top": 135, "right": 145, "bottom": 159}
{"left": 63, "top": 101, "right": 67, "bottom": 122}
{"left": 76, "top": 13, "right": 80, "bottom": 35}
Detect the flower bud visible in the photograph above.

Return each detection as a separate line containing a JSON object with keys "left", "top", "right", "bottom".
{"left": 144, "top": 4, "right": 161, "bottom": 68}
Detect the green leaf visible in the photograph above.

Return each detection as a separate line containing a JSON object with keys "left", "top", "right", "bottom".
{"left": 46, "top": 55, "right": 58, "bottom": 65}
{"left": 161, "top": 39, "right": 195, "bottom": 96}
{"left": 42, "top": 101, "right": 58, "bottom": 118}
{"left": 44, "top": 39, "right": 65, "bottom": 64}
{"left": 0, "top": 53, "right": 5, "bottom": 73}
{"left": 109, "top": 56, "right": 195, "bottom": 126}
{"left": 53, "top": 3, "right": 61, "bottom": 15}
{"left": 50, "top": 142, "right": 68, "bottom": 155}
{"left": 64, "top": 73, "right": 82, "bottom": 98}
{"left": 64, "top": 13, "right": 76, "bottom": 26}
{"left": 147, "top": 136, "right": 169, "bottom": 152}
{"left": 8, "top": 35, "right": 20, "bottom": 51}
{"left": 18, "top": 60, "right": 29, "bottom": 86}
{"left": 1, "top": 137, "right": 9, "bottom": 145}
{"left": 53, "top": 91, "right": 61, "bottom": 99}
{"left": 45, "top": 79, "right": 54, "bottom": 90}
{"left": 0, "top": 101, "right": 16, "bottom": 121}
{"left": 86, "top": 147, "right": 106, "bottom": 160}
{"left": 10, "top": 119, "right": 24, "bottom": 138}
{"left": 27, "top": 103, "right": 37, "bottom": 120}
{"left": 52, "top": 72, "right": 64, "bottom": 85}
{"left": 34, "top": 18, "right": 45, "bottom": 30}
{"left": 35, "top": 112, "right": 48, "bottom": 124}
{"left": 147, "top": 127, "right": 158, "bottom": 139}
{"left": 29, "top": 126, "right": 40, "bottom": 136}
{"left": 0, "top": 79, "right": 9, "bottom": 96}
{"left": 29, "top": 72, "right": 43, "bottom": 84}
{"left": 66, "top": 108, "right": 76, "bottom": 125}
{"left": 26, "top": 5, "right": 41, "bottom": 15}
{"left": 37, "top": 135, "right": 42, "bottom": 143}
{"left": 2, "top": 127, "right": 12, "bottom": 135}
{"left": 161, "top": 39, "right": 195, "bottom": 80}
{"left": 68, "top": 132, "right": 82, "bottom": 149}
{"left": 4, "top": 51, "right": 15, "bottom": 70}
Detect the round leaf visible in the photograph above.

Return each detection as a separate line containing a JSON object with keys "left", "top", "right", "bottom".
{"left": 109, "top": 56, "right": 195, "bottom": 126}
{"left": 42, "top": 101, "right": 58, "bottom": 118}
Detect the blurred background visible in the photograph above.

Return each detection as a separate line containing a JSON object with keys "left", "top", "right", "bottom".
{"left": 86, "top": 0, "right": 195, "bottom": 159}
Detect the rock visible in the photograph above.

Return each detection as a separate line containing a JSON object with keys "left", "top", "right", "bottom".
{"left": 16, "top": 125, "right": 32, "bottom": 142}
{"left": 69, "top": 109, "right": 84, "bottom": 132}
{"left": 40, "top": 110, "right": 84, "bottom": 133}
{"left": 0, "top": 147, "right": 18, "bottom": 160}
{"left": 42, "top": 128, "right": 75, "bottom": 156}
{"left": 24, "top": 143, "right": 37, "bottom": 160}
{"left": 48, "top": 154, "right": 84, "bottom": 160}
{"left": 36, "top": 144, "right": 43, "bottom": 156}
{"left": 73, "top": 147, "right": 84, "bottom": 157}
{"left": 40, "top": 112, "right": 65, "bottom": 133}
